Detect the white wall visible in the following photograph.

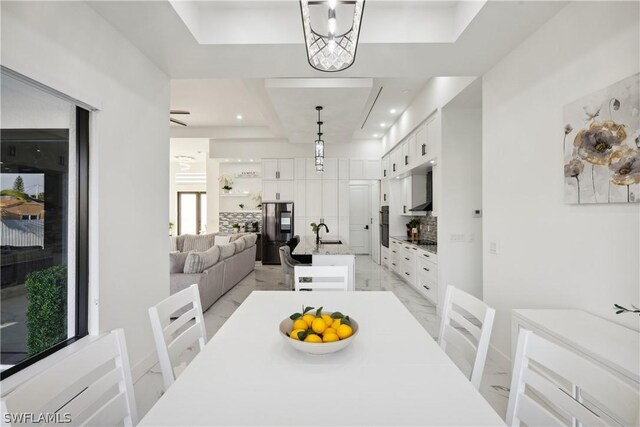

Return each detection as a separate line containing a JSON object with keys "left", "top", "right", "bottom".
{"left": 2, "top": 1, "right": 170, "bottom": 374}
{"left": 440, "top": 102, "right": 483, "bottom": 305}
{"left": 482, "top": 1, "right": 640, "bottom": 361}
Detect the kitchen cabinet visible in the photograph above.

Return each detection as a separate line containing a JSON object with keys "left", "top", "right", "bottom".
{"left": 294, "top": 158, "right": 306, "bottom": 180}
{"left": 305, "top": 158, "right": 337, "bottom": 179}
{"left": 305, "top": 180, "right": 322, "bottom": 218}
{"left": 294, "top": 218, "right": 307, "bottom": 238}
{"left": 338, "top": 180, "right": 349, "bottom": 217}
{"left": 365, "top": 159, "right": 381, "bottom": 180}
{"left": 431, "top": 163, "right": 440, "bottom": 217}
{"left": 262, "top": 180, "right": 294, "bottom": 201}
{"left": 390, "top": 147, "right": 401, "bottom": 176}
{"left": 381, "top": 155, "right": 390, "bottom": 179}
{"left": 338, "top": 159, "right": 349, "bottom": 180}
{"left": 387, "top": 238, "right": 439, "bottom": 306}
{"left": 349, "top": 159, "right": 365, "bottom": 180}
{"left": 400, "top": 141, "right": 410, "bottom": 172}
{"left": 294, "top": 180, "right": 306, "bottom": 216}
{"left": 262, "top": 158, "right": 294, "bottom": 180}
{"left": 406, "top": 133, "right": 417, "bottom": 168}
{"left": 400, "top": 175, "right": 427, "bottom": 216}
{"left": 401, "top": 245, "right": 417, "bottom": 287}
{"left": 381, "top": 180, "right": 389, "bottom": 205}
{"left": 321, "top": 180, "right": 338, "bottom": 217}
{"left": 349, "top": 159, "right": 381, "bottom": 180}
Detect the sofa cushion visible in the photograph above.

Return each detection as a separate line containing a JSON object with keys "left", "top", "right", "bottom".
{"left": 219, "top": 242, "right": 236, "bottom": 259}
{"left": 214, "top": 235, "right": 232, "bottom": 246}
{"left": 229, "top": 233, "right": 247, "bottom": 242}
{"left": 183, "top": 246, "right": 221, "bottom": 274}
{"left": 169, "top": 252, "right": 190, "bottom": 273}
{"left": 183, "top": 234, "right": 215, "bottom": 252}
{"left": 233, "top": 238, "right": 246, "bottom": 252}
{"left": 244, "top": 233, "right": 257, "bottom": 247}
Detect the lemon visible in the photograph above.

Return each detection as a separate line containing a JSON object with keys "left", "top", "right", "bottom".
{"left": 293, "top": 319, "right": 308, "bottom": 331}
{"left": 321, "top": 314, "right": 333, "bottom": 327}
{"left": 322, "top": 333, "right": 339, "bottom": 343}
{"left": 337, "top": 324, "right": 353, "bottom": 339}
{"left": 290, "top": 329, "right": 305, "bottom": 340}
{"left": 302, "top": 314, "right": 316, "bottom": 328}
{"left": 331, "top": 318, "right": 342, "bottom": 330}
{"left": 311, "top": 318, "right": 327, "bottom": 334}
{"left": 304, "top": 334, "right": 322, "bottom": 343}
{"left": 323, "top": 327, "right": 336, "bottom": 336}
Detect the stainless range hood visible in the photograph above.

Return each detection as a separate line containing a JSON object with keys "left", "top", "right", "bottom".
{"left": 409, "top": 171, "right": 433, "bottom": 212}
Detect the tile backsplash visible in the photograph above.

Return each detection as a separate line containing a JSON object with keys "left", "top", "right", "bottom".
{"left": 219, "top": 211, "right": 262, "bottom": 233}
{"left": 418, "top": 214, "right": 437, "bottom": 242}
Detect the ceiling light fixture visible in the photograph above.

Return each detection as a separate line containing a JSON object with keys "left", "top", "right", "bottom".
{"left": 380, "top": 122, "right": 386, "bottom": 127}
{"left": 236, "top": 114, "right": 243, "bottom": 120}
{"left": 315, "top": 106, "right": 325, "bottom": 172}
{"left": 300, "top": 0, "right": 365, "bottom": 72}
{"left": 390, "top": 109, "right": 396, "bottom": 114}
{"left": 373, "top": 133, "right": 379, "bottom": 138}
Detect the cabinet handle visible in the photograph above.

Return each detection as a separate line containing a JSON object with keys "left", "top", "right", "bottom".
{"left": 276, "top": 192, "right": 280, "bottom": 200}
{"left": 423, "top": 285, "right": 430, "bottom": 290}
{"left": 405, "top": 155, "right": 408, "bottom": 165}
{"left": 392, "top": 263, "right": 396, "bottom": 266}
{"left": 422, "top": 143, "right": 426, "bottom": 156}
{"left": 276, "top": 171, "right": 279, "bottom": 179}
{"left": 423, "top": 267, "right": 430, "bottom": 271}
{"left": 423, "top": 253, "right": 430, "bottom": 258}
{"left": 404, "top": 272, "right": 410, "bottom": 276}
{"left": 404, "top": 246, "right": 410, "bottom": 249}
{"left": 412, "top": 247, "right": 417, "bottom": 251}
{"left": 392, "top": 250, "right": 396, "bottom": 253}
{"left": 384, "top": 169, "right": 387, "bottom": 177}
{"left": 393, "top": 163, "right": 396, "bottom": 172}
{"left": 404, "top": 257, "right": 410, "bottom": 260}
{"left": 403, "top": 205, "right": 406, "bottom": 214}
{"left": 383, "top": 194, "right": 386, "bottom": 201}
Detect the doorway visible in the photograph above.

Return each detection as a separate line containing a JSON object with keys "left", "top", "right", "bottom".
{"left": 177, "top": 191, "right": 207, "bottom": 235}
{"left": 349, "top": 185, "right": 370, "bottom": 254}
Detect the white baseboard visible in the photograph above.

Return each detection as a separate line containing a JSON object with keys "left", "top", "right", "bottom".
{"left": 132, "top": 350, "right": 158, "bottom": 383}
{"left": 488, "top": 343, "right": 511, "bottom": 372}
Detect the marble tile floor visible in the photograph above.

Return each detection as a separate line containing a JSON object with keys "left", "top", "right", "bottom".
{"left": 134, "top": 256, "right": 510, "bottom": 422}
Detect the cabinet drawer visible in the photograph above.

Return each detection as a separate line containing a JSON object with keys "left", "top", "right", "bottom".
{"left": 416, "top": 279, "right": 437, "bottom": 304}
{"left": 401, "top": 256, "right": 416, "bottom": 286}
{"left": 416, "top": 248, "right": 437, "bottom": 264}
{"left": 417, "top": 257, "right": 437, "bottom": 283}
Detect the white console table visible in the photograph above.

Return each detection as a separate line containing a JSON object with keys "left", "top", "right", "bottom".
{"left": 512, "top": 309, "right": 640, "bottom": 388}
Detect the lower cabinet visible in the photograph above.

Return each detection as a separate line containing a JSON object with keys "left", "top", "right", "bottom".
{"left": 387, "top": 238, "right": 438, "bottom": 306}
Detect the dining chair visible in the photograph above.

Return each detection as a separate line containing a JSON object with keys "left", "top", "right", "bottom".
{"left": 438, "top": 285, "right": 495, "bottom": 390}
{"left": 148, "top": 284, "right": 207, "bottom": 391}
{"left": 279, "top": 245, "right": 300, "bottom": 289}
{"left": 294, "top": 265, "right": 349, "bottom": 291}
{"left": 1, "top": 329, "right": 138, "bottom": 427}
{"left": 506, "top": 328, "right": 639, "bottom": 426}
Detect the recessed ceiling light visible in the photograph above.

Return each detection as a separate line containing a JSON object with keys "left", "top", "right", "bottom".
{"left": 236, "top": 114, "right": 243, "bottom": 120}
{"left": 389, "top": 109, "right": 396, "bottom": 114}
{"left": 224, "top": 159, "right": 229, "bottom": 162}
{"left": 380, "top": 122, "right": 386, "bottom": 127}
{"left": 249, "top": 159, "right": 254, "bottom": 162}
{"left": 237, "top": 159, "right": 241, "bottom": 162}
{"left": 373, "top": 133, "right": 379, "bottom": 138}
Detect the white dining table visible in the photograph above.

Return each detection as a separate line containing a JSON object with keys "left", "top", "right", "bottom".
{"left": 140, "top": 291, "right": 505, "bottom": 426}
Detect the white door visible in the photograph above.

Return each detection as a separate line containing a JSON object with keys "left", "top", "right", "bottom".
{"left": 370, "top": 182, "right": 381, "bottom": 264}
{"left": 349, "top": 185, "right": 370, "bottom": 254}
{"left": 277, "top": 159, "right": 295, "bottom": 180}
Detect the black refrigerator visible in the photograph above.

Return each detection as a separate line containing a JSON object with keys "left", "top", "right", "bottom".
{"left": 261, "top": 202, "right": 294, "bottom": 264}
{"left": 380, "top": 205, "right": 389, "bottom": 248}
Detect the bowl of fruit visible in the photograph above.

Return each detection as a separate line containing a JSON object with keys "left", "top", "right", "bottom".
{"left": 280, "top": 306, "right": 358, "bottom": 355}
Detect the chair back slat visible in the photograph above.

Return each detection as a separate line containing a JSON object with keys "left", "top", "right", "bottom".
{"left": 1, "top": 330, "right": 137, "bottom": 427}
{"left": 516, "top": 393, "right": 565, "bottom": 427}
{"left": 80, "top": 392, "right": 130, "bottom": 427}
{"left": 438, "top": 285, "right": 495, "bottom": 389}
{"left": 149, "top": 284, "right": 208, "bottom": 391}
{"left": 506, "top": 329, "right": 640, "bottom": 427}
{"left": 294, "top": 266, "right": 349, "bottom": 292}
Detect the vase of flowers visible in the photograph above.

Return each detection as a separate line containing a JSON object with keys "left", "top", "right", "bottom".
{"left": 218, "top": 174, "right": 234, "bottom": 194}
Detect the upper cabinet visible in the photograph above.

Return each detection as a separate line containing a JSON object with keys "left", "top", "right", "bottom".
{"left": 364, "top": 159, "right": 381, "bottom": 180}
{"left": 262, "top": 158, "right": 294, "bottom": 180}
{"left": 349, "top": 159, "right": 381, "bottom": 180}
{"left": 381, "top": 155, "right": 390, "bottom": 180}
{"left": 294, "top": 158, "right": 306, "bottom": 180}
{"left": 338, "top": 159, "right": 349, "bottom": 180}
{"left": 305, "top": 158, "right": 337, "bottom": 179}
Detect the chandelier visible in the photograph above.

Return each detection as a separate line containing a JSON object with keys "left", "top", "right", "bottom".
{"left": 315, "top": 106, "right": 325, "bottom": 172}
{"left": 300, "top": 0, "right": 365, "bottom": 72}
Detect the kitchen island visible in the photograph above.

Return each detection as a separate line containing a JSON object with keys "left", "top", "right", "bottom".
{"left": 292, "top": 236, "right": 356, "bottom": 290}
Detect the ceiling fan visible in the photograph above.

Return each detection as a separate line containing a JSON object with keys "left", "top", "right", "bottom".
{"left": 170, "top": 110, "right": 190, "bottom": 126}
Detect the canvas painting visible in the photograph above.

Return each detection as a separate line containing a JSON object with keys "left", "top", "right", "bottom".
{"left": 563, "top": 73, "right": 640, "bottom": 204}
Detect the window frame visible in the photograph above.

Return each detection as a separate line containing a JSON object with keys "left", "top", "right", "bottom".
{"left": 177, "top": 191, "right": 206, "bottom": 235}
{"left": 0, "top": 107, "right": 90, "bottom": 380}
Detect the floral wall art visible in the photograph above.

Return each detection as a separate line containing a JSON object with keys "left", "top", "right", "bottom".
{"left": 563, "top": 73, "right": 640, "bottom": 204}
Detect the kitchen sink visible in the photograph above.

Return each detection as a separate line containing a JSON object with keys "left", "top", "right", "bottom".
{"left": 320, "top": 240, "right": 342, "bottom": 245}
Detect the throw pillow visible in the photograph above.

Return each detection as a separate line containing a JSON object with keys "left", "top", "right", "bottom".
{"left": 170, "top": 252, "right": 190, "bottom": 273}
{"left": 183, "top": 246, "right": 221, "bottom": 274}
{"left": 229, "top": 233, "right": 247, "bottom": 242}
{"left": 244, "top": 233, "right": 257, "bottom": 247}
{"left": 219, "top": 242, "right": 236, "bottom": 259}
{"left": 214, "top": 235, "right": 232, "bottom": 246}
{"left": 183, "top": 234, "right": 215, "bottom": 252}
{"left": 233, "top": 238, "right": 246, "bottom": 252}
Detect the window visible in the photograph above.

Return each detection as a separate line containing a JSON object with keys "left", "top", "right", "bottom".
{"left": 0, "top": 71, "right": 89, "bottom": 379}
{"left": 177, "top": 191, "right": 207, "bottom": 235}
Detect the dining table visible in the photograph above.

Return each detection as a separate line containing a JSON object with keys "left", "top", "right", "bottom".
{"left": 139, "top": 291, "right": 505, "bottom": 426}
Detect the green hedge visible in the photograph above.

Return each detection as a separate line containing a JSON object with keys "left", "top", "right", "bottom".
{"left": 25, "top": 265, "right": 68, "bottom": 357}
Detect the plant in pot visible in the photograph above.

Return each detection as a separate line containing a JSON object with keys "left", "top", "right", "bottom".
{"left": 407, "top": 218, "right": 421, "bottom": 239}
{"left": 231, "top": 223, "right": 241, "bottom": 232}
{"left": 238, "top": 203, "right": 245, "bottom": 210}
{"left": 218, "top": 174, "right": 234, "bottom": 193}
{"left": 251, "top": 192, "right": 262, "bottom": 209}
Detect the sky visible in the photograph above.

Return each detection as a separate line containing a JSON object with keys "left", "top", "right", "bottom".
{"left": 1, "top": 173, "right": 45, "bottom": 194}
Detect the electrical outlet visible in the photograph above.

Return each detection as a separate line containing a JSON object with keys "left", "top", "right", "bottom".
{"left": 451, "top": 233, "right": 465, "bottom": 242}
{"left": 472, "top": 209, "right": 482, "bottom": 218}
{"left": 489, "top": 242, "right": 497, "bottom": 254}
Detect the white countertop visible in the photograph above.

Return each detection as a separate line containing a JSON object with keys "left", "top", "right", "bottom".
{"left": 292, "top": 236, "right": 354, "bottom": 255}
{"left": 140, "top": 291, "right": 504, "bottom": 426}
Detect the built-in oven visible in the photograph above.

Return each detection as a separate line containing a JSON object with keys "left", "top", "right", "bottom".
{"left": 380, "top": 206, "right": 389, "bottom": 248}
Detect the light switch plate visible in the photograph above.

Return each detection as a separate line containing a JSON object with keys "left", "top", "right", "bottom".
{"left": 489, "top": 242, "right": 497, "bottom": 254}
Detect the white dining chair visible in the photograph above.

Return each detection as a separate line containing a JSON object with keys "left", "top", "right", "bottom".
{"left": 506, "top": 328, "right": 639, "bottom": 426}
{"left": 294, "top": 265, "right": 349, "bottom": 291}
{"left": 1, "top": 329, "right": 137, "bottom": 427}
{"left": 148, "top": 284, "right": 207, "bottom": 391}
{"left": 438, "top": 285, "right": 495, "bottom": 390}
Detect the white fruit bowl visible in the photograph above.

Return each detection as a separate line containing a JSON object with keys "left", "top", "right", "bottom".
{"left": 279, "top": 315, "right": 359, "bottom": 355}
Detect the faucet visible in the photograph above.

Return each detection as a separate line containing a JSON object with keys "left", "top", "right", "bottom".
{"left": 315, "top": 222, "right": 329, "bottom": 245}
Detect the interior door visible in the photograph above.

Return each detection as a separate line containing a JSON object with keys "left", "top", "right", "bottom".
{"left": 369, "top": 182, "right": 381, "bottom": 264}
{"left": 349, "top": 185, "right": 370, "bottom": 254}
